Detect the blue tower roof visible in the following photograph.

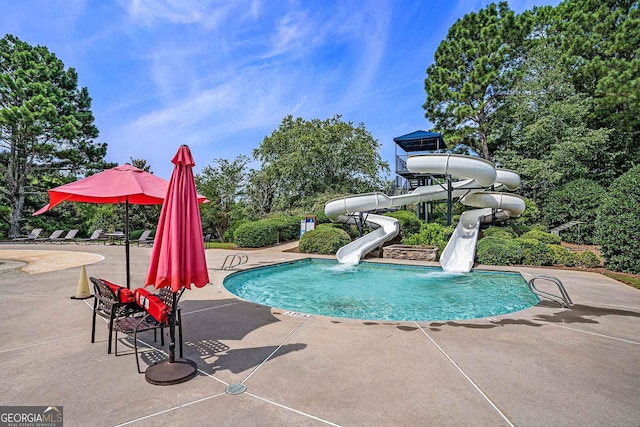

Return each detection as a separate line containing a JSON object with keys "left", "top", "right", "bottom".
{"left": 393, "top": 130, "right": 446, "bottom": 152}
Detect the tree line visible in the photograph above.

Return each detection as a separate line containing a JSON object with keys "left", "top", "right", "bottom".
{"left": 1, "top": 0, "right": 638, "bottom": 271}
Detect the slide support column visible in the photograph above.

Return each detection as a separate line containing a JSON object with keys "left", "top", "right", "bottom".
{"left": 447, "top": 175, "right": 453, "bottom": 226}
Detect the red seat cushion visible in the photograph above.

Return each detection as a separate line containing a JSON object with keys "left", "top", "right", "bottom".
{"left": 134, "top": 288, "right": 168, "bottom": 324}
{"left": 102, "top": 280, "right": 135, "bottom": 303}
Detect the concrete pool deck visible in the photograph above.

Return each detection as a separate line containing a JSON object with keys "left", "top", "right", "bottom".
{"left": 0, "top": 242, "right": 638, "bottom": 426}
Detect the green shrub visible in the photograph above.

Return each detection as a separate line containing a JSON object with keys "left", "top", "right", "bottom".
{"left": 476, "top": 237, "right": 524, "bottom": 265}
{"left": 268, "top": 216, "right": 302, "bottom": 241}
{"left": 233, "top": 221, "right": 277, "bottom": 247}
{"left": 482, "top": 226, "right": 516, "bottom": 239}
{"left": 575, "top": 251, "right": 600, "bottom": 268}
{"left": 515, "top": 238, "right": 555, "bottom": 266}
{"left": 299, "top": 227, "right": 351, "bottom": 254}
{"left": 384, "top": 210, "right": 422, "bottom": 237}
{"left": 130, "top": 229, "right": 146, "bottom": 240}
{"left": 403, "top": 222, "right": 453, "bottom": 258}
{"left": 596, "top": 165, "right": 640, "bottom": 273}
{"left": 548, "top": 244, "right": 577, "bottom": 266}
{"left": 520, "top": 229, "right": 561, "bottom": 245}
{"left": 510, "top": 223, "right": 531, "bottom": 236}
{"left": 318, "top": 222, "right": 359, "bottom": 239}
{"left": 233, "top": 215, "right": 302, "bottom": 248}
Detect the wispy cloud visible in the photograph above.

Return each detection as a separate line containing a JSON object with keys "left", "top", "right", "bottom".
{"left": 3, "top": 0, "right": 561, "bottom": 176}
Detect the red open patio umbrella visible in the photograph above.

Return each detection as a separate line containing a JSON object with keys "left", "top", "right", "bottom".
{"left": 33, "top": 164, "right": 207, "bottom": 289}
{"left": 144, "top": 145, "right": 209, "bottom": 385}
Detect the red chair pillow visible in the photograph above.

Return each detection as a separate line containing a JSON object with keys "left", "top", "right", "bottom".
{"left": 102, "top": 279, "right": 135, "bottom": 303}
{"left": 134, "top": 288, "right": 168, "bottom": 324}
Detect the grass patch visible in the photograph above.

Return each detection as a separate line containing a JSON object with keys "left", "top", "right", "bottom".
{"left": 602, "top": 271, "right": 640, "bottom": 290}
{"left": 205, "top": 242, "right": 238, "bottom": 250}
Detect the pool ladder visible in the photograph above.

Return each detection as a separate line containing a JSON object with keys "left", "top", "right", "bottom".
{"left": 528, "top": 275, "right": 573, "bottom": 308}
{"left": 221, "top": 253, "right": 248, "bottom": 270}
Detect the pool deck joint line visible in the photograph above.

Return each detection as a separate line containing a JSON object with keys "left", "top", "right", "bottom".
{"left": 2, "top": 244, "right": 639, "bottom": 426}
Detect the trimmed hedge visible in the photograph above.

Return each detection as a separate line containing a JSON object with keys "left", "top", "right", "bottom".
{"left": 515, "top": 238, "right": 555, "bottom": 266}
{"left": 403, "top": 222, "right": 453, "bottom": 259}
{"left": 548, "top": 244, "right": 576, "bottom": 266}
{"left": 299, "top": 227, "right": 351, "bottom": 254}
{"left": 575, "top": 251, "right": 600, "bottom": 268}
{"left": 233, "top": 216, "right": 302, "bottom": 248}
{"left": 476, "top": 237, "right": 524, "bottom": 265}
{"left": 519, "top": 229, "right": 561, "bottom": 245}
{"left": 320, "top": 222, "right": 360, "bottom": 239}
{"left": 482, "top": 226, "right": 516, "bottom": 239}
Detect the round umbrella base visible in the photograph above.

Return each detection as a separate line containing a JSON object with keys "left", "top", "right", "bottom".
{"left": 145, "top": 358, "right": 198, "bottom": 386}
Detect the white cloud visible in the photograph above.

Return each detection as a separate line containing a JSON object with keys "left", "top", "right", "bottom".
{"left": 123, "top": 0, "right": 261, "bottom": 27}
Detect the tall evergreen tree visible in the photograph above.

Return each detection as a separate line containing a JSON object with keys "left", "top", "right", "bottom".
{"left": 541, "top": 0, "right": 640, "bottom": 179}
{"left": 423, "top": 2, "right": 530, "bottom": 159}
{"left": 0, "top": 34, "right": 107, "bottom": 237}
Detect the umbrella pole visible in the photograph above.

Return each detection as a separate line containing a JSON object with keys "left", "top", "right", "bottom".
{"left": 145, "top": 290, "right": 197, "bottom": 386}
{"left": 169, "top": 292, "right": 177, "bottom": 363}
{"left": 125, "top": 199, "right": 131, "bottom": 289}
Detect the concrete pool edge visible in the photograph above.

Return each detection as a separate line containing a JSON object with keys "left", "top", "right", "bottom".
{"left": 222, "top": 257, "right": 541, "bottom": 323}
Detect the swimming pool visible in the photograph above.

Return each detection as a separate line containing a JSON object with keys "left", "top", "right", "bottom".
{"left": 223, "top": 259, "right": 539, "bottom": 321}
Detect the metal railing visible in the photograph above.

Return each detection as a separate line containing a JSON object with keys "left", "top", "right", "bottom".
{"left": 221, "top": 253, "right": 248, "bottom": 270}
{"left": 528, "top": 275, "right": 573, "bottom": 308}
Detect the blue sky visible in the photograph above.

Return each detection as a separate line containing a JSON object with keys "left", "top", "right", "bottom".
{"left": 3, "top": 0, "right": 560, "bottom": 179}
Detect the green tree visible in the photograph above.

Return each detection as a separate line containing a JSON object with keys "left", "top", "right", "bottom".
{"left": 130, "top": 157, "right": 151, "bottom": 172}
{"left": 0, "top": 35, "right": 107, "bottom": 237}
{"left": 245, "top": 168, "right": 277, "bottom": 218}
{"left": 253, "top": 115, "right": 388, "bottom": 212}
{"left": 127, "top": 157, "right": 160, "bottom": 232}
{"left": 543, "top": 0, "right": 640, "bottom": 180}
{"left": 542, "top": 179, "right": 604, "bottom": 244}
{"left": 423, "top": 2, "right": 529, "bottom": 159}
{"left": 196, "top": 155, "right": 248, "bottom": 242}
{"left": 493, "top": 42, "right": 610, "bottom": 203}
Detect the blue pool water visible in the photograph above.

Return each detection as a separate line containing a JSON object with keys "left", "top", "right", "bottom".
{"left": 223, "top": 259, "right": 539, "bottom": 321}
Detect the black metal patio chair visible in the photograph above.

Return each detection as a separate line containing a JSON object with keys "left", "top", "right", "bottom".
{"left": 90, "top": 277, "right": 143, "bottom": 354}
{"left": 114, "top": 287, "right": 186, "bottom": 373}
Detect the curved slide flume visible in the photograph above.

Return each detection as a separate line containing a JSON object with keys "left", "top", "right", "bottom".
{"left": 324, "top": 154, "right": 524, "bottom": 272}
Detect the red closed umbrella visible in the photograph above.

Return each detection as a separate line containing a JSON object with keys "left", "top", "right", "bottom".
{"left": 33, "top": 164, "right": 207, "bottom": 289}
{"left": 144, "top": 145, "right": 209, "bottom": 385}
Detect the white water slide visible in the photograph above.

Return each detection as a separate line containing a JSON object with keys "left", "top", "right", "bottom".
{"left": 324, "top": 154, "right": 525, "bottom": 272}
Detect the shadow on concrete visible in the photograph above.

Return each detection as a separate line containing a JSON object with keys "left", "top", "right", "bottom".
{"left": 177, "top": 298, "right": 307, "bottom": 375}
{"left": 533, "top": 304, "right": 640, "bottom": 324}
{"left": 210, "top": 343, "right": 307, "bottom": 374}
{"left": 180, "top": 298, "right": 281, "bottom": 341}
{"left": 427, "top": 304, "right": 640, "bottom": 331}
{"left": 428, "top": 318, "right": 542, "bottom": 331}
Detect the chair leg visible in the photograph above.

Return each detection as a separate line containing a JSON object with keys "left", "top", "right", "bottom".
{"left": 134, "top": 317, "right": 146, "bottom": 374}
{"left": 108, "top": 317, "right": 114, "bottom": 354}
{"left": 91, "top": 299, "right": 98, "bottom": 343}
{"left": 177, "top": 309, "right": 184, "bottom": 358}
